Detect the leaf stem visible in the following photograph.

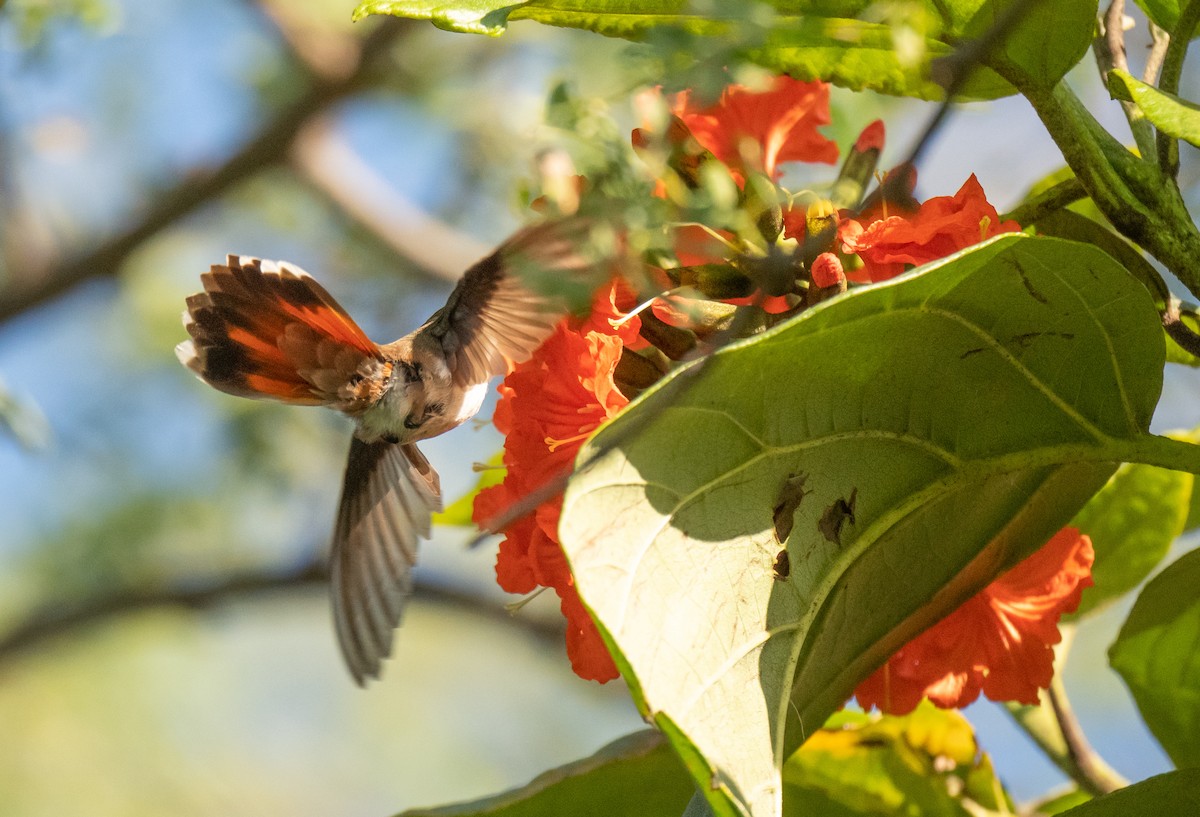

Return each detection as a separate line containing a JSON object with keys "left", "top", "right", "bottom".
{"left": 1156, "top": 0, "right": 1200, "bottom": 176}
{"left": 1121, "top": 433, "right": 1200, "bottom": 474}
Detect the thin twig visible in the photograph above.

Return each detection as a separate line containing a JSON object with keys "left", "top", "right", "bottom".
{"left": 0, "top": 18, "right": 409, "bottom": 324}
{"left": 1143, "top": 22, "right": 1170, "bottom": 86}
{"left": 1156, "top": 0, "right": 1200, "bottom": 177}
{"left": 1162, "top": 298, "right": 1200, "bottom": 358}
{"left": 1095, "top": 0, "right": 1157, "bottom": 158}
{"left": 1047, "top": 673, "right": 1127, "bottom": 795}
{"left": 1003, "top": 629, "right": 1127, "bottom": 798}
{"left": 0, "top": 559, "right": 562, "bottom": 667}
{"left": 883, "top": 0, "right": 1047, "bottom": 202}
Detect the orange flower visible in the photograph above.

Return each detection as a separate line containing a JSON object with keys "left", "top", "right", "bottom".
{"left": 674, "top": 75, "right": 840, "bottom": 181}
{"left": 855, "top": 527, "right": 1095, "bottom": 715}
{"left": 840, "top": 174, "right": 1021, "bottom": 283}
{"left": 473, "top": 282, "right": 636, "bottom": 683}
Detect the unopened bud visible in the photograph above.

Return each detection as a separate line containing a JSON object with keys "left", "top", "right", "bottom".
{"left": 805, "top": 252, "right": 848, "bottom": 307}
{"left": 810, "top": 252, "right": 845, "bottom": 289}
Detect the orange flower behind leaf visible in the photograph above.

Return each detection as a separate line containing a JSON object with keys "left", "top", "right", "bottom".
{"left": 840, "top": 174, "right": 1021, "bottom": 283}
{"left": 473, "top": 282, "right": 635, "bottom": 683}
{"left": 855, "top": 527, "right": 1094, "bottom": 715}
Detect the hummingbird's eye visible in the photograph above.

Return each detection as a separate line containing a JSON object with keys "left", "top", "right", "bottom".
{"left": 399, "top": 362, "right": 423, "bottom": 384}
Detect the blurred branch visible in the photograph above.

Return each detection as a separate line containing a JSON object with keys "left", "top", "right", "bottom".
{"left": 291, "top": 117, "right": 490, "bottom": 281}
{"left": 250, "top": 0, "right": 490, "bottom": 281}
{"left": 0, "top": 558, "right": 562, "bottom": 667}
{"left": 0, "top": 17, "right": 409, "bottom": 324}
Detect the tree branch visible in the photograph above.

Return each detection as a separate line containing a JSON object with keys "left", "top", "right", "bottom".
{"left": 251, "top": 0, "right": 492, "bottom": 283}
{"left": 290, "top": 117, "right": 491, "bottom": 282}
{"left": 0, "top": 557, "right": 562, "bottom": 667}
{"left": 0, "top": 17, "right": 410, "bottom": 325}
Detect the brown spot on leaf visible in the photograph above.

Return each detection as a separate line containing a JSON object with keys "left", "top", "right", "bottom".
{"left": 1010, "top": 257, "right": 1048, "bottom": 304}
{"left": 818, "top": 487, "right": 858, "bottom": 545}
{"left": 773, "top": 549, "right": 791, "bottom": 580}
{"left": 772, "top": 472, "right": 810, "bottom": 544}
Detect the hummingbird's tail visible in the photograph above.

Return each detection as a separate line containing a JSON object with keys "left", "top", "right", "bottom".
{"left": 177, "top": 255, "right": 383, "bottom": 406}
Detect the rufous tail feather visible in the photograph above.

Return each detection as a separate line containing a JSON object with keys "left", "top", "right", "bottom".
{"left": 177, "top": 255, "right": 382, "bottom": 406}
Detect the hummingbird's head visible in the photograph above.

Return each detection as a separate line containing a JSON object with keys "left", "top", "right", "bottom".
{"left": 357, "top": 355, "right": 463, "bottom": 444}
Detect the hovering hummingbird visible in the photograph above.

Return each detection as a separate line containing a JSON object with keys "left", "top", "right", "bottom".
{"left": 177, "top": 218, "right": 610, "bottom": 685}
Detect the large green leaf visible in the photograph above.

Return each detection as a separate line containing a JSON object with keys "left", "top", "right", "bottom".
{"left": 1109, "top": 549, "right": 1200, "bottom": 769}
{"left": 1107, "top": 70, "right": 1200, "bottom": 150}
{"left": 1057, "top": 770, "right": 1200, "bottom": 816}
{"left": 353, "top": 1, "right": 1093, "bottom": 100}
{"left": 558, "top": 234, "right": 1195, "bottom": 817}
{"left": 398, "top": 730, "right": 694, "bottom": 817}
{"left": 1068, "top": 463, "right": 1192, "bottom": 618}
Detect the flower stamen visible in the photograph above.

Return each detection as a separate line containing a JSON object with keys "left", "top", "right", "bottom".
{"left": 545, "top": 431, "right": 593, "bottom": 452}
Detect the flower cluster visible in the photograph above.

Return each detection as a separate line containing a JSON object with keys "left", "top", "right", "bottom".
{"left": 477, "top": 72, "right": 1092, "bottom": 710}
{"left": 473, "top": 283, "right": 642, "bottom": 682}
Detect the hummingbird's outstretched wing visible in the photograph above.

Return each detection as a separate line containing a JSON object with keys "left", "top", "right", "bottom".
{"left": 177, "top": 255, "right": 384, "bottom": 411}
{"left": 331, "top": 438, "right": 442, "bottom": 685}
{"left": 419, "top": 218, "right": 613, "bottom": 387}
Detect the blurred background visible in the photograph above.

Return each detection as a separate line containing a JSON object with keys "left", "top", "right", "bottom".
{"left": 0, "top": 1, "right": 1196, "bottom": 815}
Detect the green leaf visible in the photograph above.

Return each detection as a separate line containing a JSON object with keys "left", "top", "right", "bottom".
{"left": 1057, "top": 770, "right": 1200, "bottom": 816}
{"left": 1107, "top": 69, "right": 1200, "bottom": 150}
{"left": 1068, "top": 463, "right": 1192, "bottom": 618}
{"left": 1109, "top": 549, "right": 1200, "bottom": 769}
{"left": 398, "top": 730, "right": 694, "bottom": 817}
{"left": 1030, "top": 209, "right": 1167, "bottom": 307}
{"left": 1035, "top": 789, "right": 1092, "bottom": 815}
{"left": 1025, "top": 207, "right": 1197, "bottom": 368}
{"left": 353, "top": 1, "right": 1093, "bottom": 100}
{"left": 948, "top": 0, "right": 1096, "bottom": 94}
{"left": 1132, "top": 0, "right": 1199, "bottom": 35}
{"left": 435, "top": 454, "right": 505, "bottom": 527}
{"left": 559, "top": 234, "right": 1189, "bottom": 817}
{"left": 783, "top": 704, "right": 1008, "bottom": 816}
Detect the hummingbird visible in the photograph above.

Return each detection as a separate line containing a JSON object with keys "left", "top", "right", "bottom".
{"left": 177, "top": 218, "right": 610, "bottom": 685}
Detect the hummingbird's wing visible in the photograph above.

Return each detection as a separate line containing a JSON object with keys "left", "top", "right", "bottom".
{"left": 331, "top": 438, "right": 442, "bottom": 685}
{"left": 419, "top": 218, "right": 612, "bottom": 387}
{"left": 177, "top": 255, "right": 384, "bottom": 411}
